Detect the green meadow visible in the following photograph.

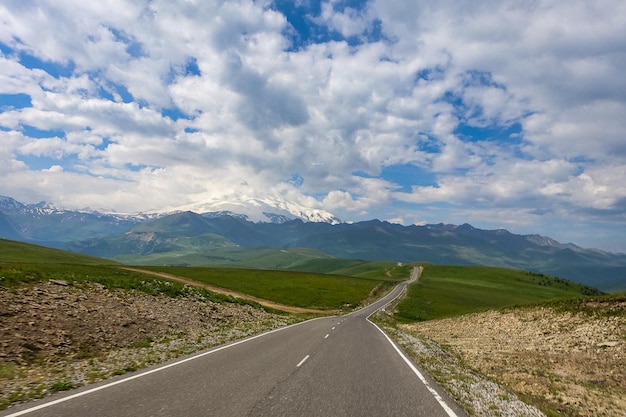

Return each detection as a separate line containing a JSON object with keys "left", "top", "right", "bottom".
{"left": 138, "top": 265, "right": 400, "bottom": 310}
{"left": 0, "top": 239, "right": 117, "bottom": 265}
{"left": 113, "top": 246, "right": 338, "bottom": 270}
{"left": 0, "top": 239, "right": 401, "bottom": 311}
{"left": 395, "top": 264, "right": 604, "bottom": 321}
{"left": 1, "top": 239, "right": 607, "bottom": 318}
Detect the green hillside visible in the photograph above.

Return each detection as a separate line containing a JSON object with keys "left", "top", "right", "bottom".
{"left": 330, "top": 261, "right": 412, "bottom": 279}
{"left": 395, "top": 265, "right": 604, "bottom": 321}
{"left": 0, "top": 239, "right": 117, "bottom": 265}
{"left": 0, "top": 239, "right": 399, "bottom": 310}
{"left": 137, "top": 265, "right": 400, "bottom": 310}
{"left": 206, "top": 247, "right": 338, "bottom": 270}
{"left": 131, "top": 211, "right": 214, "bottom": 235}
{"left": 1, "top": 239, "right": 607, "bottom": 318}
{"left": 113, "top": 246, "right": 338, "bottom": 269}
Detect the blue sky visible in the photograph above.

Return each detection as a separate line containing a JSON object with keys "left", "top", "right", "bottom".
{"left": 1, "top": 0, "right": 625, "bottom": 252}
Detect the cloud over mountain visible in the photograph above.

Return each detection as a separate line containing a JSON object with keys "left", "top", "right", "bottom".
{"left": 0, "top": 0, "right": 625, "bottom": 251}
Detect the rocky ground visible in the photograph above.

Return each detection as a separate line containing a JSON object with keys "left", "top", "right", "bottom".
{"left": 379, "top": 297, "right": 626, "bottom": 417}
{"left": 0, "top": 280, "right": 299, "bottom": 409}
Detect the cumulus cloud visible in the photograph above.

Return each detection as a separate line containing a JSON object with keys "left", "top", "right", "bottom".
{"left": 0, "top": 0, "right": 624, "bottom": 250}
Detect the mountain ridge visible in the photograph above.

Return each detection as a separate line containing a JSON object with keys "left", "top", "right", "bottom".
{"left": 65, "top": 212, "right": 626, "bottom": 292}
{"left": 0, "top": 195, "right": 604, "bottom": 252}
{"left": 149, "top": 195, "right": 342, "bottom": 224}
{"left": 1, "top": 195, "right": 625, "bottom": 291}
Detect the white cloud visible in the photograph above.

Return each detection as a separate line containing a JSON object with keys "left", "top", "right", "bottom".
{"left": 525, "top": 100, "right": 626, "bottom": 159}
{"left": 0, "top": 0, "right": 624, "bottom": 250}
{"left": 316, "top": 1, "right": 372, "bottom": 39}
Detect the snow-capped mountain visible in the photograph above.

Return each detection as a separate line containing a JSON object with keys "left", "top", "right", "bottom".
{"left": 0, "top": 196, "right": 26, "bottom": 212}
{"left": 156, "top": 195, "right": 342, "bottom": 224}
{"left": 3, "top": 194, "right": 626, "bottom": 291}
{"left": 0, "top": 196, "right": 156, "bottom": 244}
{"left": 0, "top": 194, "right": 341, "bottom": 225}
{"left": 0, "top": 195, "right": 61, "bottom": 216}
{"left": 0, "top": 194, "right": 340, "bottom": 244}
{"left": 0, "top": 196, "right": 156, "bottom": 222}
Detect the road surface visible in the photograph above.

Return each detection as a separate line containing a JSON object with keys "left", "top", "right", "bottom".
{"left": 2, "top": 268, "right": 467, "bottom": 417}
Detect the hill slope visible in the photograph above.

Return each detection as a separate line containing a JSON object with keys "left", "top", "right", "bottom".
{"left": 3, "top": 195, "right": 625, "bottom": 292}
{"left": 394, "top": 296, "right": 626, "bottom": 417}
{"left": 66, "top": 215, "right": 626, "bottom": 291}
{"left": 0, "top": 239, "right": 118, "bottom": 265}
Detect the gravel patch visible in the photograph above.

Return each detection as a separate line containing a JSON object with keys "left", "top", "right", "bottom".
{"left": 374, "top": 313, "right": 545, "bottom": 417}
{"left": 375, "top": 297, "right": 626, "bottom": 417}
{"left": 0, "top": 281, "right": 301, "bottom": 409}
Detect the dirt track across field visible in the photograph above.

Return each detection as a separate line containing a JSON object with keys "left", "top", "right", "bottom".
{"left": 120, "top": 267, "right": 335, "bottom": 315}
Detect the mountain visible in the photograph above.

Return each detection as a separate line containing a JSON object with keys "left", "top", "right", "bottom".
{"left": 0, "top": 211, "right": 21, "bottom": 241}
{"left": 0, "top": 196, "right": 153, "bottom": 247}
{"left": 156, "top": 194, "right": 342, "bottom": 224}
{"left": 66, "top": 212, "right": 242, "bottom": 259}
{"left": 2, "top": 195, "right": 625, "bottom": 291}
{"left": 0, "top": 194, "right": 340, "bottom": 246}
{"left": 64, "top": 213, "right": 626, "bottom": 292}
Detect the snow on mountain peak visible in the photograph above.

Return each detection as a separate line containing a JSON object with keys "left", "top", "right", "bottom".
{"left": 159, "top": 195, "right": 341, "bottom": 224}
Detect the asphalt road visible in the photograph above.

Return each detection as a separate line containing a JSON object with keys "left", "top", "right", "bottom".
{"left": 2, "top": 268, "right": 467, "bottom": 417}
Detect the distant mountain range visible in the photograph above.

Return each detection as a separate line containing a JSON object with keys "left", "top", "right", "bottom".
{"left": 0, "top": 196, "right": 156, "bottom": 245}
{"left": 1, "top": 195, "right": 625, "bottom": 292}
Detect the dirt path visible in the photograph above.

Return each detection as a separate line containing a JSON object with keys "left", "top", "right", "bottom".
{"left": 119, "top": 267, "right": 336, "bottom": 315}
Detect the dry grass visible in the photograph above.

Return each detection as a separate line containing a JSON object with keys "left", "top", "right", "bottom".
{"left": 402, "top": 299, "right": 626, "bottom": 416}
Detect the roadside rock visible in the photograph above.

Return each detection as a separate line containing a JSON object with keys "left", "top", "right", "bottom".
{"left": 0, "top": 281, "right": 298, "bottom": 409}
{"left": 399, "top": 300, "right": 626, "bottom": 417}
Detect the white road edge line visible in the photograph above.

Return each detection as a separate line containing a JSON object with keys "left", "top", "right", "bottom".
{"left": 296, "top": 355, "right": 310, "bottom": 367}
{"left": 324, "top": 334, "right": 329, "bottom": 338}
{"left": 364, "top": 272, "right": 459, "bottom": 417}
{"left": 367, "top": 318, "right": 459, "bottom": 417}
{"left": 366, "top": 317, "right": 459, "bottom": 417}
{"left": 3, "top": 316, "right": 332, "bottom": 417}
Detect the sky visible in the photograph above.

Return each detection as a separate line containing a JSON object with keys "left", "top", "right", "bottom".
{"left": 1, "top": 0, "right": 625, "bottom": 252}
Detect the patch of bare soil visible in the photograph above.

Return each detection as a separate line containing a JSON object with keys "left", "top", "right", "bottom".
{"left": 401, "top": 299, "right": 626, "bottom": 417}
{"left": 0, "top": 280, "right": 298, "bottom": 409}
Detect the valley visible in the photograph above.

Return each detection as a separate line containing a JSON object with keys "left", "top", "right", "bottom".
{"left": 0, "top": 235, "right": 624, "bottom": 415}
{"left": 1, "top": 1, "right": 624, "bottom": 415}
{"left": 2, "top": 195, "right": 626, "bottom": 292}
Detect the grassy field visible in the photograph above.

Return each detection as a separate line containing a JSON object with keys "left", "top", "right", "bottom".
{"left": 113, "top": 242, "right": 414, "bottom": 279}
{"left": 0, "top": 239, "right": 403, "bottom": 311}
{"left": 331, "top": 261, "right": 413, "bottom": 279}
{"left": 138, "top": 265, "right": 401, "bottom": 310}
{"left": 0, "top": 239, "right": 258, "bottom": 305}
{"left": 0, "top": 239, "right": 117, "bottom": 265}
{"left": 395, "top": 264, "right": 604, "bottom": 321}
{"left": 0, "top": 261, "right": 257, "bottom": 305}
{"left": 113, "top": 246, "right": 338, "bottom": 270}
{"left": 2, "top": 239, "right": 607, "bottom": 318}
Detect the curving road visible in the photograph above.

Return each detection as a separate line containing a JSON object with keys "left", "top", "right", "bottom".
{"left": 2, "top": 268, "right": 466, "bottom": 417}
